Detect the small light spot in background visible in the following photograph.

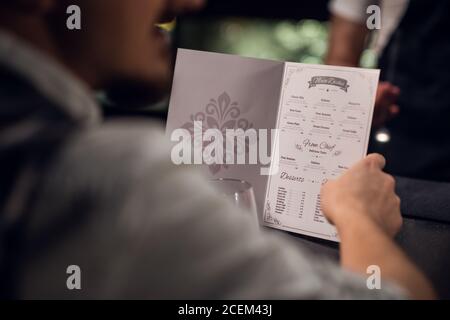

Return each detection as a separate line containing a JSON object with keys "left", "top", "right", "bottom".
{"left": 375, "top": 128, "right": 391, "bottom": 143}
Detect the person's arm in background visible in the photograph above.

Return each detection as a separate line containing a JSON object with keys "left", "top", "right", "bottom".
{"left": 326, "top": 13, "right": 369, "bottom": 67}
{"left": 326, "top": 0, "right": 400, "bottom": 128}
{"left": 322, "top": 154, "right": 436, "bottom": 299}
{"left": 326, "top": 0, "right": 372, "bottom": 66}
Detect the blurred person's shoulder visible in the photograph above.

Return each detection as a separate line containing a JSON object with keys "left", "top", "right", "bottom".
{"left": 51, "top": 119, "right": 172, "bottom": 181}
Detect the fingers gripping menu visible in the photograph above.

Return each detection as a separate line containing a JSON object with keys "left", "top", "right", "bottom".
{"left": 263, "top": 63, "right": 379, "bottom": 241}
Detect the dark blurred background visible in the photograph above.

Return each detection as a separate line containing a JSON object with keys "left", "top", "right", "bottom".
{"left": 104, "top": 0, "right": 376, "bottom": 119}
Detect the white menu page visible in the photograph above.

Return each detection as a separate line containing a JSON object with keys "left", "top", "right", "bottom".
{"left": 166, "top": 50, "right": 379, "bottom": 242}
{"left": 263, "top": 62, "right": 379, "bottom": 242}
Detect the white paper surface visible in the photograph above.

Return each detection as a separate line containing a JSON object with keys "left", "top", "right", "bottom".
{"left": 263, "top": 62, "right": 379, "bottom": 241}
{"left": 166, "top": 49, "right": 284, "bottom": 219}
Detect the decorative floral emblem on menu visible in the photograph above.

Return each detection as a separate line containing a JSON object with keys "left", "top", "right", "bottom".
{"left": 264, "top": 201, "right": 281, "bottom": 226}
{"left": 308, "top": 76, "right": 350, "bottom": 92}
{"left": 181, "top": 92, "right": 254, "bottom": 175}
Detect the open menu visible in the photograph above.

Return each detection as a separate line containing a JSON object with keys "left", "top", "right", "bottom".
{"left": 167, "top": 49, "right": 379, "bottom": 242}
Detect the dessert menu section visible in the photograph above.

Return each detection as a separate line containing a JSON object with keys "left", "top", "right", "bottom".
{"left": 263, "top": 63, "right": 380, "bottom": 242}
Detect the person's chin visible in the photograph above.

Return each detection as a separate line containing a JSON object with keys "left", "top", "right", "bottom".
{"left": 103, "top": 67, "right": 171, "bottom": 109}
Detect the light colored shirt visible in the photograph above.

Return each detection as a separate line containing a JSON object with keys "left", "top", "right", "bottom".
{"left": 0, "top": 31, "right": 405, "bottom": 299}
{"left": 329, "top": 0, "right": 409, "bottom": 54}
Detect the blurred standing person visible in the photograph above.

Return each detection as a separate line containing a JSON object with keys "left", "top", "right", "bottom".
{"left": 327, "top": 0, "right": 450, "bottom": 182}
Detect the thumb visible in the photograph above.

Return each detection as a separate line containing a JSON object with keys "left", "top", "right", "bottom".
{"left": 365, "top": 153, "right": 386, "bottom": 170}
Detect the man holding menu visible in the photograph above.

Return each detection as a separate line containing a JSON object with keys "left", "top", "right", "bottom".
{"left": 0, "top": 0, "right": 434, "bottom": 299}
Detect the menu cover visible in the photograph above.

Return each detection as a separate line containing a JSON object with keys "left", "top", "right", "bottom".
{"left": 167, "top": 49, "right": 379, "bottom": 242}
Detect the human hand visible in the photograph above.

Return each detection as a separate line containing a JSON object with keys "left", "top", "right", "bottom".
{"left": 321, "top": 154, "right": 402, "bottom": 237}
{"left": 372, "top": 82, "right": 400, "bottom": 129}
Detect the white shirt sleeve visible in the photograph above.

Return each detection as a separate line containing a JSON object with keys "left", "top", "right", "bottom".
{"left": 329, "top": 0, "right": 380, "bottom": 24}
